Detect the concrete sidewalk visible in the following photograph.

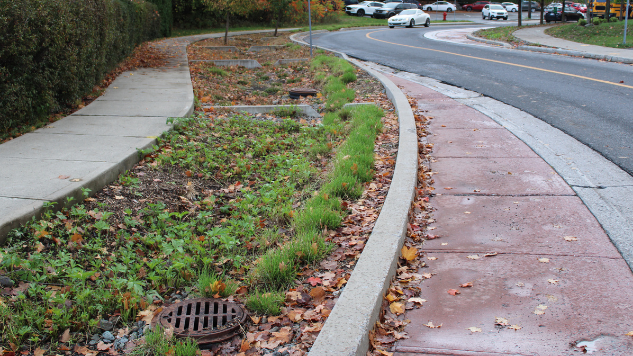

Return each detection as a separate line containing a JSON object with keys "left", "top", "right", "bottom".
{"left": 387, "top": 75, "right": 633, "bottom": 355}
{"left": 0, "top": 30, "right": 292, "bottom": 242}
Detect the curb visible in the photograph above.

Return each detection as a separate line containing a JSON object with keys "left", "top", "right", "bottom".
{"left": 466, "top": 33, "right": 512, "bottom": 48}
{"left": 290, "top": 32, "right": 419, "bottom": 356}
{"left": 468, "top": 29, "right": 633, "bottom": 64}
{"left": 516, "top": 45, "right": 633, "bottom": 64}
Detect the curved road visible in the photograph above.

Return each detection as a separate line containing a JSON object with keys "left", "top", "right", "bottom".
{"left": 311, "top": 26, "right": 633, "bottom": 175}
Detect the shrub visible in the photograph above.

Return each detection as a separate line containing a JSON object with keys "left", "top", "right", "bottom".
{"left": 593, "top": 18, "right": 601, "bottom": 25}
{"left": 609, "top": 17, "right": 618, "bottom": 22}
{"left": 578, "top": 19, "right": 587, "bottom": 26}
{"left": 0, "top": 0, "right": 161, "bottom": 138}
{"left": 147, "top": 0, "right": 173, "bottom": 37}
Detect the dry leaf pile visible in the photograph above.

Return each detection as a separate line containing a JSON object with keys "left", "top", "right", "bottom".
{"left": 368, "top": 97, "right": 436, "bottom": 356}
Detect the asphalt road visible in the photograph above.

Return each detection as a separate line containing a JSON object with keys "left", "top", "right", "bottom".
{"left": 310, "top": 26, "right": 633, "bottom": 175}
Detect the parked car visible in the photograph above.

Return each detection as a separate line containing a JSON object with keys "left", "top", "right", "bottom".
{"left": 388, "top": 9, "right": 431, "bottom": 27}
{"left": 501, "top": 2, "right": 519, "bottom": 11}
{"left": 424, "top": 1, "right": 457, "bottom": 12}
{"left": 344, "top": 0, "right": 360, "bottom": 5}
{"left": 545, "top": 6, "right": 584, "bottom": 21}
{"left": 571, "top": 2, "right": 586, "bottom": 12}
{"left": 520, "top": 1, "right": 541, "bottom": 11}
{"left": 462, "top": 1, "right": 491, "bottom": 11}
{"left": 482, "top": 3, "right": 509, "bottom": 18}
{"left": 394, "top": 0, "right": 424, "bottom": 9}
{"left": 345, "top": 1, "right": 384, "bottom": 16}
{"left": 373, "top": 2, "right": 418, "bottom": 18}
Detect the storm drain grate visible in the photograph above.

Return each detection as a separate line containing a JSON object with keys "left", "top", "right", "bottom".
{"left": 289, "top": 88, "right": 318, "bottom": 99}
{"left": 153, "top": 298, "right": 247, "bottom": 344}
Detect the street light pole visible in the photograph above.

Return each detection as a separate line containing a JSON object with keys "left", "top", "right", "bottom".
{"left": 308, "top": 0, "right": 313, "bottom": 58}
{"left": 625, "top": 0, "right": 630, "bottom": 44}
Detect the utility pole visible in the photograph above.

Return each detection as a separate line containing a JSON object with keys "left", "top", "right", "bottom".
{"left": 519, "top": 1, "right": 523, "bottom": 25}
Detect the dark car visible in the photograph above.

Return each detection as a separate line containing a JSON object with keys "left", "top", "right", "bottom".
{"left": 386, "top": 0, "right": 423, "bottom": 8}
{"left": 373, "top": 2, "right": 418, "bottom": 18}
{"left": 344, "top": 0, "right": 359, "bottom": 5}
{"left": 545, "top": 6, "right": 584, "bottom": 22}
{"left": 520, "top": 1, "right": 541, "bottom": 11}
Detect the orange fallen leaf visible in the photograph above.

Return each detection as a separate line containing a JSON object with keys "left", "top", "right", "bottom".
{"left": 538, "top": 258, "right": 550, "bottom": 263}
{"left": 466, "top": 327, "right": 481, "bottom": 333}
{"left": 625, "top": 331, "right": 633, "bottom": 336}
{"left": 484, "top": 252, "right": 497, "bottom": 257}
{"left": 563, "top": 236, "right": 577, "bottom": 242}
{"left": 459, "top": 282, "right": 473, "bottom": 288}
{"left": 96, "top": 342, "right": 110, "bottom": 351}
{"left": 33, "top": 348, "right": 46, "bottom": 356}
{"left": 389, "top": 302, "right": 405, "bottom": 315}
{"left": 424, "top": 321, "right": 442, "bottom": 328}
{"left": 309, "top": 286, "right": 326, "bottom": 302}
{"left": 447, "top": 289, "right": 460, "bottom": 296}
{"left": 401, "top": 246, "right": 418, "bottom": 261}
{"left": 495, "top": 317, "right": 509, "bottom": 326}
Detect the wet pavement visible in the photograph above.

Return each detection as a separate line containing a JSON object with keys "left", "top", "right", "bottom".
{"left": 385, "top": 75, "right": 633, "bottom": 355}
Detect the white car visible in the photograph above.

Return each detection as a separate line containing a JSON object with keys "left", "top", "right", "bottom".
{"left": 388, "top": 9, "right": 431, "bottom": 28}
{"left": 345, "top": 1, "right": 384, "bottom": 16}
{"left": 501, "top": 2, "right": 519, "bottom": 11}
{"left": 482, "top": 4, "right": 509, "bottom": 19}
{"left": 423, "top": 1, "right": 457, "bottom": 12}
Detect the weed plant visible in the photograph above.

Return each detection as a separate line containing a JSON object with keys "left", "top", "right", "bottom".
{"left": 246, "top": 289, "right": 285, "bottom": 315}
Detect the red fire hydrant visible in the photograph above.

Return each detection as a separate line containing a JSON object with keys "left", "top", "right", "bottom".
{"left": 443, "top": 11, "right": 447, "bottom": 21}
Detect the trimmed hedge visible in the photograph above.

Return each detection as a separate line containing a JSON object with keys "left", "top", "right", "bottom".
{"left": 0, "top": 0, "right": 161, "bottom": 137}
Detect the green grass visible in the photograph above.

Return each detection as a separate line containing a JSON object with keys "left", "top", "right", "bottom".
{"left": 546, "top": 20, "right": 633, "bottom": 48}
{"left": 474, "top": 25, "right": 523, "bottom": 43}
{"left": 246, "top": 290, "right": 285, "bottom": 315}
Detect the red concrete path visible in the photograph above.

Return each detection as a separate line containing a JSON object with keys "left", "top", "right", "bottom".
{"left": 387, "top": 75, "right": 633, "bottom": 355}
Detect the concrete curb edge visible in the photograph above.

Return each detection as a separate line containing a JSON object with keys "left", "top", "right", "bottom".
{"left": 466, "top": 33, "right": 512, "bottom": 48}
{"left": 290, "top": 32, "right": 419, "bottom": 356}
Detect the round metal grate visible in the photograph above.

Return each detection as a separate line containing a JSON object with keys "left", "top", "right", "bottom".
{"left": 152, "top": 298, "right": 247, "bottom": 344}
{"left": 289, "top": 88, "right": 318, "bottom": 99}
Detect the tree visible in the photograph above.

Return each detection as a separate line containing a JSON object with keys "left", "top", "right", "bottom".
{"left": 269, "top": 0, "right": 293, "bottom": 36}
{"left": 202, "top": 0, "right": 262, "bottom": 44}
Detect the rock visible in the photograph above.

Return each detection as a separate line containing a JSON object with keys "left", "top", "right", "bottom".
{"left": 99, "top": 319, "right": 114, "bottom": 331}
{"left": 114, "top": 337, "right": 129, "bottom": 350}
{"left": 129, "top": 332, "right": 138, "bottom": 341}
{"left": 91, "top": 334, "right": 101, "bottom": 341}
{"left": 261, "top": 317, "right": 268, "bottom": 324}
{"left": 0, "top": 276, "right": 14, "bottom": 288}
{"left": 131, "top": 326, "right": 139, "bottom": 333}
{"left": 137, "top": 321, "right": 146, "bottom": 329}
{"left": 89, "top": 340, "right": 98, "bottom": 346}
{"left": 270, "top": 326, "right": 280, "bottom": 332}
{"left": 102, "top": 331, "right": 115, "bottom": 342}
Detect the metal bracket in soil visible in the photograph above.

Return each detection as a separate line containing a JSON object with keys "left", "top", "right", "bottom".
{"left": 152, "top": 298, "right": 247, "bottom": 345}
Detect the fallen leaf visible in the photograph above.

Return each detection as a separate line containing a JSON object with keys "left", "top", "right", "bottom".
{"left": 508, "top": 325, "right": 522, "bottom": 330}
{"left": 71, "top": 233, "right": 83, "bottom": 243}
{"left": 516, "top": 282, "right": 525, "bottom": 287}
{"left": 447, "top": 289, "right": 460, "bottom": 296}
{"left": 467, "top": 255, "right": 480, "bottom": 260}
{"left": 401, "top": 246, "right": 418, "bottom": 261}
{"left": 625, "top": 331, "right": 633, "bottom": 336}
{"left": 34, "top": 348, "right": 46, "bottom": 356}
{"left": 96, "top": 342, "right": 110, "bottom": 351}
{"left": 250, "top": 316, "right": 261, "bottom": 324}
{"left": 422, "top": 273, "right": 433, "bottom": 279}
{"left": 424, "top": 321, "right": 442, "bottom": 328}
{"left": 563, "top": 236, "right": 577, "bottom": 242}
{"left": 548, "top": 279, "right": 559, "bottom": 285}
{"left": 389, "top": 302, "right": 405, "bottom": 315}
{"left": 58, "top": 175, "right": 70, "bottom": 179}
{"left": 536, "top": 304, "right": 548, "bottom": 310}
{"left": 74, "top": 344, "right": 96, "bottom": 356}
{"left": 495, "top": 317, "right": 509, "bottom": 326}
{"left": 484, "top": 252, "right": 497, "bottom": 257}
{"left": 114, "top": 195, "right": 124, "bottom": 200}
{"left": 385, "top": 293, "right": 399, "bottom": 303}
{"left": 444, "top": 187, "right": 454, "bottom": 190}
{"left": 306, "top": 277, "right": 322, "bottom": 286}
{"left": 459, "top": 282, "right": 473, "bottom": 288}
{"left": 408, "top": 297, "right": 426, "bottom": 305}
{"left": 464, "top": 211, "right": 471, "bottom": 214}
{"left": 533, "top": 309, "right": 545, "bottom": 315}
{"left": 466, "top": 327, "right": 482, "bottom": 333}
{"left": 60, "top": 328, "right": 71, "bottom": 343}
{"left": 538, "top": 258, "right": 550, "bottom": 263}
{"left": 427, "top": 256, "right": 437, "bottom": 261}
{"left": 309, "top": 286, "right": 326, "bottom": 302}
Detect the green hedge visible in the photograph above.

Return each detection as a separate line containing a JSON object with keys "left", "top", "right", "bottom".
{"left": 0, "top": 0, "right": 161, "bottom": 137}
{"left": 148, "top": 0, "right": 173, "bottom": 37}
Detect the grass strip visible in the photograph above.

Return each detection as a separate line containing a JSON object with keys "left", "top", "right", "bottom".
{"left": 545, "top": 20, "right": 633, "bottom": 48}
